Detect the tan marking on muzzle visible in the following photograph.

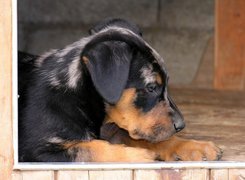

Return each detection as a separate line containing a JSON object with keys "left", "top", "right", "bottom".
{"left": 105, "top": 88, "right": 174, "bottom": 142}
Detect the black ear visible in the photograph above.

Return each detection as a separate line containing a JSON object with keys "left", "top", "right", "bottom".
{"left": 82, "top": 41, "right": 132, "bottom": 104}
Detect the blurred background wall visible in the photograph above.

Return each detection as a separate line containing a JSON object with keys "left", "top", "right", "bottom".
{"left": 18, "top": 0, "right": 214, "bottom": 86}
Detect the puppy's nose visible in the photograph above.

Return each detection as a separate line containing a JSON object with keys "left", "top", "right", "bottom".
{"left": 174, "top": 120, "right": 185, "bottom": 132}
{"left": 171, "top": 111, "right": 185, "bottom": 132}
{"left": 167, "top": 95, "right": 185, "bottom": 132}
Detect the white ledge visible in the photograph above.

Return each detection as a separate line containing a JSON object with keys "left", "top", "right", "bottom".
{"left": 14, "top": 161, "right": 245, "bottom": 170}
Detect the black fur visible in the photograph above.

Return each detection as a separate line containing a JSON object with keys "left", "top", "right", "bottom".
{"left": 89, "top": 18, "right": 142, "bottom": 36}
{"left": 18, "top": 19, "right": 184, "bottom": 162}
{"left": 83, "top": 41, "right": 132, "bottom": 104}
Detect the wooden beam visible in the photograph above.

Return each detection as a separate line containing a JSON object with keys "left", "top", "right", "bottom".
{"left": 210, "top": 169, "right": 228, "bottom": 180}
{"left": 0, "top": 0, "right": 13, "bottom": 179}
{"left": 57, "top": 170, "right": 89, "bottom": 180}
{"left": 214, "top": 0, "right": 245, "bottom": 90}
{"left": 134, "top": 169, "right": 210, "bottom": 180}
{"left": 228, "top": 169, "right": 245, "bottom": 180}
{"left": 21, "top": 171, "right": 54, "bottom": 180}
{"left": 134, "top": 170, "right": 161, "bottom": 180}
{"left": 89, "top": 170, "right": 133, "bottom": 180}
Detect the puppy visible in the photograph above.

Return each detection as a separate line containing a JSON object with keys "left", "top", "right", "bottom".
{"left": 19, "top": 18, "right": 222, "bottom": 162}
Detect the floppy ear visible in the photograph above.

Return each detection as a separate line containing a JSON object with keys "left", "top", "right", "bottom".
{"left": 82, "top": 41, "right": 132, "bottom": 104}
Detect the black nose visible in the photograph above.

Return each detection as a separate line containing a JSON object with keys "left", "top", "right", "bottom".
{"left": 172, "top": 109, "right": 185, "bottom": 132}
{"left": 174, "top": 120, "right": 185, "bottom": 132}
{"left": 167, "top": 95, "right": 185, "bottom": 132}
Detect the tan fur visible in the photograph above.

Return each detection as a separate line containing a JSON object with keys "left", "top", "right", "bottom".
{"left": 82, "top": 56, "right": 89, "bottom": 64}
{"left": 100, "top": 125, "right": 222, "bottom": 161}
{"left": 156, "top": 73, "right": 163, "bottom": 85}
{"left": 105, "top": 88, "right": 174, "bottom": 142}
{"left": 63, "top": 140, "right": 156, "bottom": 162}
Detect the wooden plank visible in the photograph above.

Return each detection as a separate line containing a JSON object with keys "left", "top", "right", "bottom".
{"left": 11, "top": 171, "right": 22, "bottom": 180}
{"left": 134, "top": 170, "right": 161, "bottom": 180}
{"left": 134, "top": 169, "right": 190, "bottom": 180}
{"left": 181, "top": 169, "right": 209, "bottom": 180}
{"left": 89, "top": 170, "right": 132, "bottom": 180}
{"left": 170, "top": 88, "right": 245, "bottom": 161}
{"left": 170, "top": 88, "right": 245, "bottom": 107}
{"left": 192, "top": 37, "right": 214, "bottom": 89}
{"left": 21, "top": 171, "right": 54, "bottom": 180}
{"left": 214, "top": 0, "right": 245, "bottom": 90}
{"left": 210, "top": 169, "right": 228, "bottom": 180}
{"left": 0, "top": 0, "right": 13, "bottom": 179}
{"left": 134, "top": 169, "right": 209, "bottom": 180}
{"left": 57, "top": 170, "right": 89, "bottom": 180}
{"left": 229, "top": 169, "right": 245, "bottom": 180}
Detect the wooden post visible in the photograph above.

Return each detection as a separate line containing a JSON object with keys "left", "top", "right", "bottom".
{"left": 0, "top": 0, "right": 13, "bottom": 179}
{"left": 214, "top": 0, "right": 245, "bottom": 90}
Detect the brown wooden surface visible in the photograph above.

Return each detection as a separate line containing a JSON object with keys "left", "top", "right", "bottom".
{"left": 22, "top": 171, "right": 54, "bottom": 180}
{"left": 171, "top": 88, "right": 245, "bottom": 161}
{"left": 89, "top": 170, "right": 132, "bottom": 180}
{"left": 57, "top": 170, "right": 89, "bottom": 180}
{"left": 214, "top": 0, "right": 245, "bottom": 90}
{"left": 210, "top": 169, "right": 228, "bottom": 180}
{"left": 229, "top": 169, "right": 245, "bottom": 180}
{"left": 192, "top": 37, "right": 214, "bottom": 89}
{"left": 134, "top": 169, "right": 209, "bottom": 180}
{"left": 0, "top": 0, "right": 13, "bottom": 179}
{"left": 10, "top": 169, "right": 245, "bottom": 180}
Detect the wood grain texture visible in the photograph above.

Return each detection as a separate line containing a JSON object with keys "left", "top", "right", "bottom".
{"left": 89, "top": 170, "right": 132, "bottom": 180}
{"left": 210, "top": 169, "right": 228, "bottom": 180}
{"left": 181, "top": 169, "right": 209, "bottom": 180}
{"left": 21, "top": 171, "right": 54, "bottom": 180}
{"left": 171, "top": 88, "right": 245, "bottom": 161}
{"left": 214, "top": 0, "right": 245, "bottom": 90}
{"left": 134, "top": 169, "right": 209, "bottom": 180}
{"left": 192, "top": 37, "right": 214, "bottom": 89}
{"left": 229, "top": 169, "right": 245, "bottom": 180}
{"left": 0, "top": 0, "right": 13, "bottom": 179}
{"left": 11, "top": 171, "right": 22, "bottom": 180}
{"left": 134, "top": 169, "right": 192, "bottom": 180}
{"left": 57, "top": 170, "right": 89, "bottom": 180}
{"left": 134, "top": 170, "right": 161, "bottom": 180}
{"left": 12, "top": 171, "right": 55, "bottom": 180}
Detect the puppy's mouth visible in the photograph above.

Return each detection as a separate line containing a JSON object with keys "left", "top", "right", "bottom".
{"left": 129, "top": 126, "right": 176, "bottom": 143}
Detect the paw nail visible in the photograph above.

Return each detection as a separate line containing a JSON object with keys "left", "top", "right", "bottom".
{"left": 174, "top": 154, "right": 182, "bottom": 161}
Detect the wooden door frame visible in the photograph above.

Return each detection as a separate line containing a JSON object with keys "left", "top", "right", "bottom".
{"left": 0, "top": 0, "right": 14, "bottom": 179}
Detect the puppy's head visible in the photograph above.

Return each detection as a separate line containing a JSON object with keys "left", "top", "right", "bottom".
{"left": 89, "top": 18, "right": 142, "bottom": 36}
{"left": 82, "top": 23, "right": 184, "bottom": 143}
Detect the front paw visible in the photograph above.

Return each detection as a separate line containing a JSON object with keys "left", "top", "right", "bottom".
{"left": 160, "top": 139, "right": 223, "bottom": 161}
{"left": 124, "top": 147, "right": 157, "bottom": 162}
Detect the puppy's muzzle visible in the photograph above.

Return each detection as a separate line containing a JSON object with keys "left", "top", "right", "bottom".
{"left": 168, "top": 95, "right": 185, "bottom": 132}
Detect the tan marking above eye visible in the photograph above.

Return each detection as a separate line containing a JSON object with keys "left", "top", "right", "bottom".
{"left": 82, "top": 56, "right": 89, "bottom": 64}
{"left": 156, "top": 73, "right": 163, "bottom": 85}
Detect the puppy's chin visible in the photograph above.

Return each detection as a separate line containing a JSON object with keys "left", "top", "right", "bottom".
{"left": 129, "top": 128, "right": 176, "bottom": 143}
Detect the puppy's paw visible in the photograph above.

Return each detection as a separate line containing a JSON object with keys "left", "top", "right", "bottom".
{"left": 124, "top": 147, "right": 157, "bottom": 162}
{"left": 160, "top": 139, "right": 223, "bottom": 161}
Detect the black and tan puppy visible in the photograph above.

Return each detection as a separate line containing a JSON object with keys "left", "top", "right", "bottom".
{"left": 19, "top": 18, "right": 222, "bottom": 162}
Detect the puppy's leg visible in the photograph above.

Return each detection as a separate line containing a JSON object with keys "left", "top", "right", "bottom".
{"left": 101, "top": 125, "right": 222, "bottom": 161}
{"left": 125, "top": 136, "right": 222, "bottom": 161}
{"left": 64, "top": 139, "right": 156, "bottom": 162}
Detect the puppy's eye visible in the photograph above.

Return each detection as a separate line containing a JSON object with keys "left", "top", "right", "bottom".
{"left": 146, "top": 83, "right": 157, "bottom": 93}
